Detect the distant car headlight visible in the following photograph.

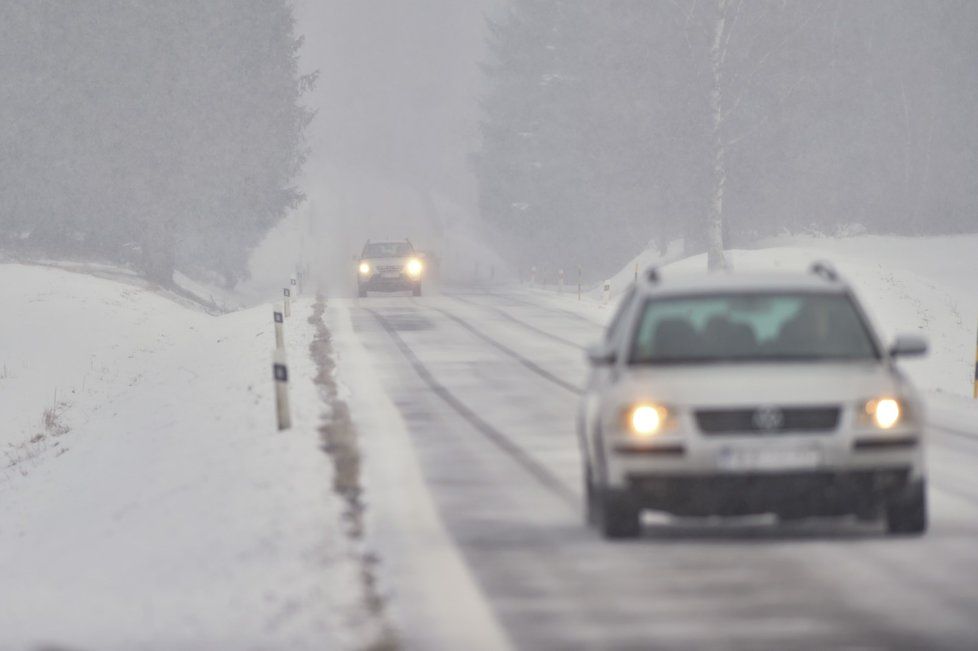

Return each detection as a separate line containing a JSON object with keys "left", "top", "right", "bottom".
{"left": 625, "top": 403, "right": 669, "bottom": 438}
{"left": 405, "top": 258, "right": 424, "bottom": 278}
{"left": 358, "top": 262, "right": 371, "bottom": 276}
{"left": 861, "top": 397, "right": 903, "bottom": 430}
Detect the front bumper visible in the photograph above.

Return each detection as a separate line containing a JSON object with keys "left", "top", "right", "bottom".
{"left": 601, "top": 429, "right": 925, "bottom": 506}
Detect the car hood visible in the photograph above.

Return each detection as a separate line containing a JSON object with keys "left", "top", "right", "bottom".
{"left": 613, "top": 362, "right": 908, "bottom": 407}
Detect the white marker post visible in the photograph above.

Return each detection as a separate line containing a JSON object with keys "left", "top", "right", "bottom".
{"left": 291, "top": 276, "right": 298, "bottom": 296}
{"left": 273, "top": 309, "right": 284, "bottom": 350}
{"left": 634, "top": 263, "right": 638, "bottom": 283}
{"left": 603, "top": 282, "right": 611, "bottom": 305}
{"left": 273, "top": 350, "right": 291, "bottom": 431}
{"left": 283, "top": 287, "right": 291, "bottom": 318}
{"left": 578, "top": 266, "right": 583, "bottom": 301}
{"left": 558, "top": 269, "right": 564, "bottom": 293}
{"left": 530, "top": 266, "right": 537, "bottom": 286}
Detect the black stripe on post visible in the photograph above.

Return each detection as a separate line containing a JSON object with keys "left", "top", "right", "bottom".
{"left": 273, "top": 363, "right": 288, "bottom": 383}
{"left": 284, "top": 288, "right": 291, "bottom": 298}
{"left": 274, "top": 311, "right": 283, "bottom": 324}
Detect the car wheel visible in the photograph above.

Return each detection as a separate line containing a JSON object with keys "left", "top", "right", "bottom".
{"left": 597, "top": 487, "right": 641, "bottom": 540}
{"left": 413, "top": 284, "right": 422, "bottom": 297}
{"left": 886, "top": 480, "right": 927, "bottom": 535}
{"left": 358, "top": 287, "right": 367, "bottom": 298}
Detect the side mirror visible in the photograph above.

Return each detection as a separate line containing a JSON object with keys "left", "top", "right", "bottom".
{"left": 352, "top": 254, "right": 360, "bottom": 262}
{"left": 889, "top": 334, "right": 928, "bottom": 358}
{"left": 586, "top": 342, "right": 617, "bottom": 366}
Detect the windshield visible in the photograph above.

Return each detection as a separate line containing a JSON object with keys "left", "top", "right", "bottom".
{"left": 629, "top": 292, "right": 880, "bottom": 364}
{"left": 363, "top": 242, "right": 413, "bottom": 258}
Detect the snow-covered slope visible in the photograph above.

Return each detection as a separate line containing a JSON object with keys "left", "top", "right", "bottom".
{"left": 0, "top": 264, "right": 375, "bottom": 650}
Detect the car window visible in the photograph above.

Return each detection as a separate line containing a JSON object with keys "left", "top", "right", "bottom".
{"left": 364, "top": 242, "right": 412, "bottom": 258}
{"left": 629, "top": 292, "right": 880, "bottom": 364}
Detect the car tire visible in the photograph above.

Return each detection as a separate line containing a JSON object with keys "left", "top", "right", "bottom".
{"left": 413, "top": 284, "right": 422, "bottom": 297}
{"left": 886, "top": 480, "right": 927, "bottom": 535}
{"left": 358, "top": 287, "right": 367, "bottom": 298}
{"left": 597, "top": 487, "right": 641, "bottom": 540}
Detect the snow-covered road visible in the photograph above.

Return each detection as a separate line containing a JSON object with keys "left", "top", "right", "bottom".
{"left": 330, "top": 288, "right": 978, "bottom": 650}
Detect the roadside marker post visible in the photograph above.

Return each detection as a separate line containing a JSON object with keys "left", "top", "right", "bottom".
{"left": 973, "top": 318, "right": 977, "bottom": 399}
{"left": 578, "top": 266, "right": 583, "bottom": 301}
{"left": 603, "top": 282, "right": 611, "bottom": 305}
{"left": 284, "top": 287, "right": 291, "bottom": 318}
{"left": 273, "top": 310, "right": 284, "bottom": 350}
{"left": 531, "top": 266, "right": 537, "bottom": 286}
{"left": 291, "top": 276, "right": 298, "bottom": 296}
{"left": 634, "top": 263, "right": 638, "bottom": 283}
{"left": 273, "top": 349, "right": 291, "bottom": 431}
{"left": 558, "top": 269, "right": 565, "bottom": 293}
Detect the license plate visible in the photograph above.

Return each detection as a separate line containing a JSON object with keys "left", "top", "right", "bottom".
{"left": 381, "top": 272, "right": 401, "bottom": 279}
{"left": 717, "top": 447, "right": 820, "bottom": 472}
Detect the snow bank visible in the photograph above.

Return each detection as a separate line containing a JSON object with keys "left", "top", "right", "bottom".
{"left": 0, "top": 264, "right": 374, "bottom": 650}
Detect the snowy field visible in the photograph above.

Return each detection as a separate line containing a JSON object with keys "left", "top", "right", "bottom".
{"left": 0, "top": 265, "right": 382, "bottom": 650}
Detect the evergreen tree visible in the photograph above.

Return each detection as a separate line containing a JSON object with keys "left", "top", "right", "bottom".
{"left": 0, "top": 0, "right": 313, "bottom": 286}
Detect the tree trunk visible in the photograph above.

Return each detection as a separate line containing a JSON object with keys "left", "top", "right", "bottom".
{"left": 707, "top": 0, "right": 730, "bottom": 272}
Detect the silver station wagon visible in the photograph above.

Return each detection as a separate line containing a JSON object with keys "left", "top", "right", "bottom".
{"left": 579, "top": 263, "right": 928, "bottom": 539}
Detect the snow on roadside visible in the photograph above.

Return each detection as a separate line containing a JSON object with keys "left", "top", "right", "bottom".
{"left": 0, "top": 264, "right": 376, "bottom": 650}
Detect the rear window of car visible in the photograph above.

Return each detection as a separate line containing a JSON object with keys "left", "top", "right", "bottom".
{"left": 364, "top": 242, "right": 412, "bottom": 258}
{"left": 629, "top": 292, "right": 880, "bottom": 364}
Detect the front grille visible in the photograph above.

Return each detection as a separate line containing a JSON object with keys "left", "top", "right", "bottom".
{"left": 695, "top": 406, "right": 840, "bottom": 435}
{"left": 376, "top": 265, "right": 402, "bottom": 274}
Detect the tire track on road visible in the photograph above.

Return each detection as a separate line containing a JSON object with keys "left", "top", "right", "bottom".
{"left": 441, "top": 294, "right": 584, "bottom": 351}
{"left": 421, "top": 302, "right": 584, "bottom": 396}
{"left": 364, "top": 307, "right": 579, "bottom": 512}
{"left": 443, "top": 289, "right": 606, "bottom": 328}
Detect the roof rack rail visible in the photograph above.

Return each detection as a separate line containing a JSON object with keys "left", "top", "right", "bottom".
{"left": 809, "top": 261, "right": 839, "bottom": 281}
{"left": 645, "top": 266, "right": 660, "bottom": 284}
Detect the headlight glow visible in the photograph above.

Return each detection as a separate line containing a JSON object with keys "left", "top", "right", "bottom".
{"left": 870, "top": 398, "right": 901, "bottom": 430}
{"left": 358, "top": 262, "right": 371, "bottom": 276}
{"left": 405, "top": 258, "right": 424, "bottom": 278}
{"left": 629, "top": 404, "right": 666, "bottom": 438}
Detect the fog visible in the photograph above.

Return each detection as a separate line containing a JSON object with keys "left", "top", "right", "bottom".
{"left": 294, "top": 0, "right": 502, "bottom": 288}
{"left": 3, "top": 3, "right": 978, "bottom": 650}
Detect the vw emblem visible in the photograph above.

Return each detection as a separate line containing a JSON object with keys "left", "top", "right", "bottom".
{"left": 752, "top": 406, "right": 784, "bottom": 432}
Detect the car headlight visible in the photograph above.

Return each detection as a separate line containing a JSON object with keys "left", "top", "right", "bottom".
{"left": 405, "top": 258, "right": 424, "bottom": 278}
{"left": 624, "top": 403, "right": 669, "bottom": 438}
{"left": 358, "top": 262, "right": 371, "bottom": 276}
{"left": 861, "top": 397, "right": 903, "bottom": 430}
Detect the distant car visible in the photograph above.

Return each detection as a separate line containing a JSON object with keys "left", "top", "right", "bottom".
{"left": 579, "top": 263, "right": 929, "bottom": 539}
{"left": 356, "top": 239, "right": 425, "bottom": 297}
